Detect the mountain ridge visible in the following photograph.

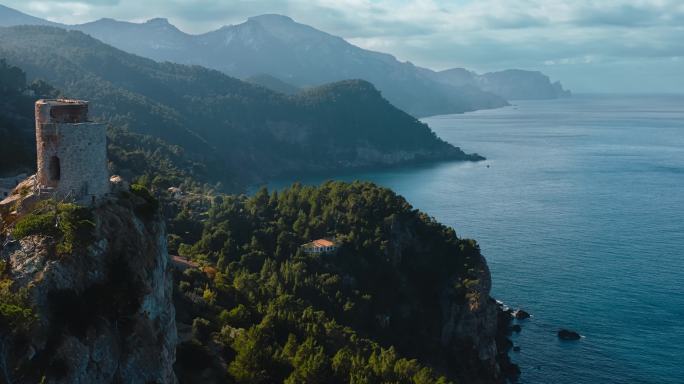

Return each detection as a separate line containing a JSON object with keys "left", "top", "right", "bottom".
{"left": 70, "top": 14, "right": 510, "bottom": 117}
{"left": 0, "top": 25, "right": 481, "bottom": 190}
{"left": 0, "top": 5, "right": 565, "bottom": 117}
{"left": 435, "top": 68, "right": 571, "bottom": 100}
{"left": 0, "top": 4, "right": 60, "bottom": 27}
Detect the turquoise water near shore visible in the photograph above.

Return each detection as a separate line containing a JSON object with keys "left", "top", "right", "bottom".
{"left": 265, "top": 94, "right": 684, "bottom": 383}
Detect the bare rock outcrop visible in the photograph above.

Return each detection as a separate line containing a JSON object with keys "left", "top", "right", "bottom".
{"left": 384, "top": 215, "right": 516, "bottom": 383}
{"left": 440, "top": 253, "right": 518, "bottom": 383}
{"left": 0, "top": 191, "right": 176, "bottom": 383}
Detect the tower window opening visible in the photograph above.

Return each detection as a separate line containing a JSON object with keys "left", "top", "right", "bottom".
{"left": 49, "top": 156, "right": 61, "bottom": 181}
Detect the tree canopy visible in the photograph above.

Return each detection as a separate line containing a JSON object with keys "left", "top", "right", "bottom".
{"left": 171, "top": 181, "right": 487, "bottom": 383}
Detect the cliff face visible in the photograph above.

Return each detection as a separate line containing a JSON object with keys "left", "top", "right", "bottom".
{"left": 439, "top": 255, "right": 513, "bottom": 382}
{"left": 477, "top": 69, "right": 571, "bottom": 100}
{"left": 386, "top": 217, "right": 512, "bottom": 383}
{"left": 436, "top": 67, "right": 571, "bottom": 100}
{"left": 0, "top": 191, "right": 176, "bottom": 383}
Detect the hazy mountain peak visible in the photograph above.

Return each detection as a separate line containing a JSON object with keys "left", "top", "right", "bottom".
{"left": 240, "top": 13, "right": 336, "bottom": 43}
{"left": 93, "top": 17, "right": 117, "bottom": 23}
{"left": 439, "top": 67, "right": 476, "bottom": 76}
{"left": 81, "top": 16, "right": 181, "bottom": 33}
{"left": 247, "top": 14, "right": 295, "bottom": 24}
{"left": 0, "top": 3, "right": 60, "bottom": 27}
{"left": 146, "top": 17, "right": 171, "bottom": 25}
{"left": 0, "top": 4, "right": 568, "bottom": 116}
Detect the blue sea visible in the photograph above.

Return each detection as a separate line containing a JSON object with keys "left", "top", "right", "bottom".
{"left": 267, "top": 94, "right": 684, "bottom": 383}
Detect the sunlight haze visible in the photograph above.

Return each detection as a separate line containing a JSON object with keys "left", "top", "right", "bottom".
{"left": 3, "top": 0, "right": 682, "bottom": 93}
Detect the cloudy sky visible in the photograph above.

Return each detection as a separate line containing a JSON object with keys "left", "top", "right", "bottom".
{"left": 3, "top": 0, "right": 683, "bottom": 93}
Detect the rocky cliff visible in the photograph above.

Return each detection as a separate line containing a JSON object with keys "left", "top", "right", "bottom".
{"left": 440, "top": 255, "right": 517, "bottom": 382}
{"left": 385, "top": 221, "right": 513, "bottom": 382}
{"left": 385, "top": 214, "right": 515, "bottom": 383}
{"left": 0, "top": 187, "right": 176, "bottom": 383}
{"left": 436, "top": 68, "right": 571, "bottom": 100}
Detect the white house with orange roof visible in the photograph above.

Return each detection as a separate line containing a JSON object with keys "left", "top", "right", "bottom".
{"left": 302, "top": 238, "right": 339, "bottom": 254}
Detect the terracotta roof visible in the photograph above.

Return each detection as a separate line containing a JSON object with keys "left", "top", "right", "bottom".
{"left": 314, "top": 239, "right": 335, "bottom": 247}
{"left": 303, "top": 239, "right": 336, "bottom": 248}
{"left": 171, "top": 255, "right": 200, "bottom": 269}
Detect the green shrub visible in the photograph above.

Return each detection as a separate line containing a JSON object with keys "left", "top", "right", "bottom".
{"left": 13, "top": 212, "right": 57, "bottom": 239}
{"left": 218, "top": 304, "right": 251, "bottom": 328}
{"left": 192, "top": 317, "right": 212, "bottom": 342}
{"left": 0, "top": 301, "right": 33, "bottom": 328}
{"left": 130, "top": 184, "right": 159, "bottom": 218}
{"left": 11, "top": 201, "right": 95, "bottom": 254}
{"left": 0, "top": 261, "right": 35, "bottom": 331}
{"left": 131, "top": 183, "right": 154, "bottom": 200}
{"left": 55, "top": 203, "right": 95, "bottom": 254}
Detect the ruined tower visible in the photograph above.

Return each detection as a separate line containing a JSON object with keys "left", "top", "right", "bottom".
{"left": 35, "top": 99, "right": 109, "bottom": 200}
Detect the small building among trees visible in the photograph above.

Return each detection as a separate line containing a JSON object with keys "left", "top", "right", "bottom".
{"left": 301, "top": 238, "right": 338, "bottom": 254}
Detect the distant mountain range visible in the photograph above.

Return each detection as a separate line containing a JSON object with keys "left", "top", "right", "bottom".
{"left": 0, "top": 3, "right": 59, "bottom": 27}
{"left": 434, "top": 68, "right": 570, "bottom": 100}
{"left": 0, "top": 4, "right": 569, "bottom": 118}
{"left": 0, "top": 25, "right": 482, "bottom": 188}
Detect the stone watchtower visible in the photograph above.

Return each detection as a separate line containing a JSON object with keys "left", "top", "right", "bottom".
{"left": 35, "top": 99, "right": 109, "bottom": 200}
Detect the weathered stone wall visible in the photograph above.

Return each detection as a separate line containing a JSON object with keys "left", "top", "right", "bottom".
{"left": 35, "top": 100, "right": 109, "bottom": 201}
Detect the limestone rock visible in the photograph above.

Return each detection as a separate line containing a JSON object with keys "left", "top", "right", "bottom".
{"left": 382, "top": 214, "right": 514, "bottom": 383}
{"left": 0, "top": 192, "right": 177, "bottom": 383}
{"left": 439, "top": 253, "right": 515, "bottom": 382}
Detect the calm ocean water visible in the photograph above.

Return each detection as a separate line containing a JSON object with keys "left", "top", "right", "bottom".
{"left": 267, "top": 94, "right": 684, "bottom": 383}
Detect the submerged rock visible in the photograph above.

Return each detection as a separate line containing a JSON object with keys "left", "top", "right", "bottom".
{"left": 558, "top": 329, "right": 581, "bottom": 341}
{"left": 513, "top": 309, "right": 531, "bottom": 319}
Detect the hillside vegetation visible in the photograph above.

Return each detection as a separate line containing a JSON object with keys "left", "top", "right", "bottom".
{"left": 169, "top": 181, "right": 510, "bottom": 383}
{"left": 0, "top": 60, "right": 206, "bottom": 188}
{"left": 0, "top": 59, "right": 59, "bottom": 176}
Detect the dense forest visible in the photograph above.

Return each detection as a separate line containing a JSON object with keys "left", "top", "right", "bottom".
{"left": 168, "top": 181, "right": 506, "bottom": 383}
{"left": 0, "top": 26, "right": 482, "bottom": 190}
